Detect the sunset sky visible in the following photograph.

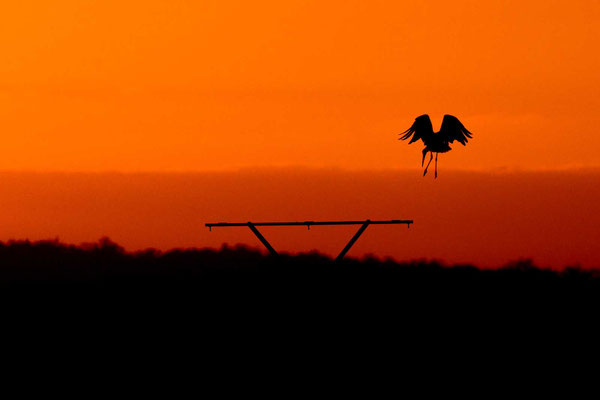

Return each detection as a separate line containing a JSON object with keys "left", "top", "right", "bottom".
{"left": 2, "top": 0, "right": 599, "bottom": 171}
{"left": 1, "top": 1, "right": 599, "bottom": 267}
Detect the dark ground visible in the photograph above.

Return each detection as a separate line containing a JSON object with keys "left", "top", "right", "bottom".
{"left": 2, "top": 237, "right": 598, "bottom": 311}
{"left": 1, "top": 238, "right": 598, "bottom": 381}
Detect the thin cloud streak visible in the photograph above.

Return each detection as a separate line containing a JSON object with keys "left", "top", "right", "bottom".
{"left": 0, "top": 169, "right": 598, "bottom": 269}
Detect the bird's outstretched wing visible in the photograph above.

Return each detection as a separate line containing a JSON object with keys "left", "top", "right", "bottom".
{"left": 399, "top": 114, "right": 433, "bottom": 144}
{"left": 439, "top": 114, "right": 472, "bottom": 145}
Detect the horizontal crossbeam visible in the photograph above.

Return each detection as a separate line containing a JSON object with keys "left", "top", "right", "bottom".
{"left": 206, "top": 220, "right": 412, "bottom": 228}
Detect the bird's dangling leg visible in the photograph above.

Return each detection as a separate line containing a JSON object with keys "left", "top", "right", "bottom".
{"left": 422, "top": 148, "right": 428, "bottom": 167}
{"left": 423, "top": 152, "right": 433, "bottom": 176}
{"left": 434, "top": 153, "right": 438, "bottom": 178}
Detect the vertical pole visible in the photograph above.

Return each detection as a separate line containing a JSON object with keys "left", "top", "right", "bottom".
{"left": 247, "top": 222, "right": 278, "bottom": 256}
{"left": 335, "top": 220, "right": 370, "bottom": 261}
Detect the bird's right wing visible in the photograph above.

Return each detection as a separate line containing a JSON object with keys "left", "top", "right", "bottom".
{"left": 439, "top": 114, "right": 473, "bottom": 145}
{"left": 399, "top": 114, "right": 433, "bottom": 144}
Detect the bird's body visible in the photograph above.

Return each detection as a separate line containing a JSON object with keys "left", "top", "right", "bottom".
{"left": 399, "top": 114, "right": 472, "bottom": 178}
{"left": 423, "top": 134, "right": 452, "bottom": 154}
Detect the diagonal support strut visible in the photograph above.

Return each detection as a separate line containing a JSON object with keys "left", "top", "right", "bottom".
{"left": 247, "top": 222, "right": 278, "bottom": 256}
{"left": 335, "top": 220, "right": 370, "bottom": 261}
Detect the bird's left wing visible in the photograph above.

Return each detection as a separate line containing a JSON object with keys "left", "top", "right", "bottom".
{"left": 439, "top": 115, "right": 473, "bottom": 145}
{"left": 399, "top": 114, "right": 433, "bottom": 144}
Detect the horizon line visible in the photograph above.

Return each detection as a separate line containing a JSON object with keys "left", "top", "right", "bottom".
{"left": 1, "top": 165, "right": 600, "bottom": 175}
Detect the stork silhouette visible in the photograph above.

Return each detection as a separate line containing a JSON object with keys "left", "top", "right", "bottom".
{"left": 399, "top": 114, "right": 473, "bottom": 178}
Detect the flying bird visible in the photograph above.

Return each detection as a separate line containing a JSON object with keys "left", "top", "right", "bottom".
{"left": 399, "top": 114, "right": 473, "bottom": 178}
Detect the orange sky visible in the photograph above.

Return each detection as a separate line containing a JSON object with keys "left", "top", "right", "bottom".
{"left": 1, "top": 0, "right": 599, "bottom": 171}
{"left": 1, "top": 2, "right": 599, "bottom": 267}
